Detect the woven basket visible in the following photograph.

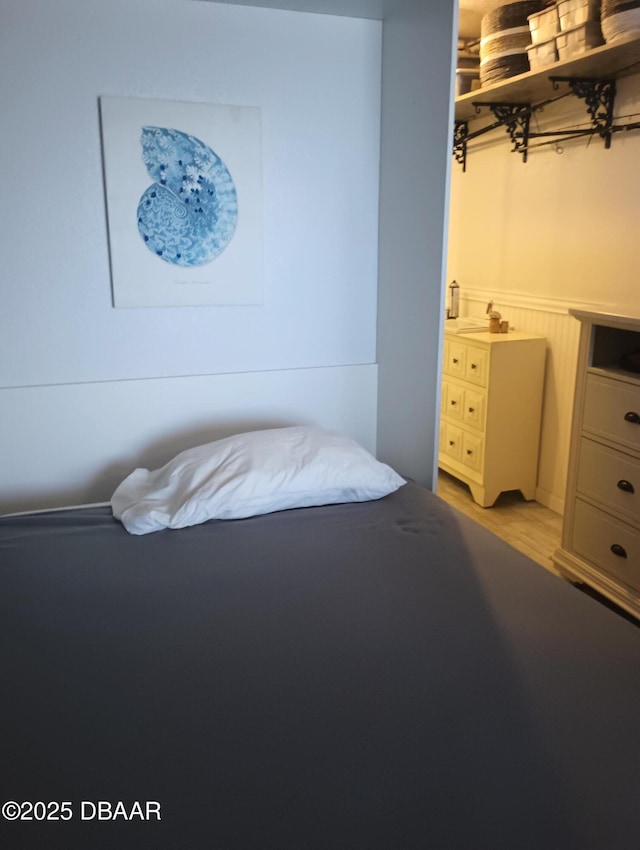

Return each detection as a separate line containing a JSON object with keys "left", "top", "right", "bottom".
{"left": 481, "top": 0, "right": 545, "bottom": 39}
{"left": 480, "top": 52, "right": 531, "bottom": 86}
{"left": 480, "top": 1, "right": 543, "bottom": 85}
{"left": 601, "top": 0, "right": 640, "bottom": 42}
{"left": 602, "top": 0, "right": 640, "bottom": 13}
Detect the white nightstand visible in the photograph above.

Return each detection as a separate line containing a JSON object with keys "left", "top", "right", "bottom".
{"left": 439, "top": 329, "right": 546, "bottom": 508}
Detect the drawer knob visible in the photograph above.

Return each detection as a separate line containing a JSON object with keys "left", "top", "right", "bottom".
{"left": 468, "top": 407, "right": 475, "bottom": 413}
{"left": 452, "top": 358, "right": 459, "bottom": 364}
{"left": 624, "top": 411, "right": 640, "bottom": 425}
{"left": 617, "top": 479, "right": 635, "bottom": 494}
{"left": 450, "top": 400, "right": 457, "bottom": 406}
{"left": 470, "top": 363, "right": 477, "bottom": 370}
{"left": 610, "top": 543, "right": 628, "bottom": 559}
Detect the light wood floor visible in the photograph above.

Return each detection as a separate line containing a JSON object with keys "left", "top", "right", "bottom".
{"left": 436, "top": 470, "right": 563, "bottom": 576}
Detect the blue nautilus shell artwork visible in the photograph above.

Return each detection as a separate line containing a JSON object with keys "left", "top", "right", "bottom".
{"left": 137, "top": 126, "right": 238, "bottom": 267}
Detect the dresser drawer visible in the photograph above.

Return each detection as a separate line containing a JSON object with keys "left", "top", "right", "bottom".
{"left": 577, "top": 438, "right": 640, "bottom": 526}
{"left": 583, "top": 373, "right": 640, "bottom": 452}
{"left": 572, "top": 499, "right": 640, "bottom": 591}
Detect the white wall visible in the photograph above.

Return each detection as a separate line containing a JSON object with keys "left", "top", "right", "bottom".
{"left": 448, "top": 74, "right": 640, "bottom": 309}
{"left": 376, "top": 0, "right": 457, "bottom": 487}
{"left": 0, "top": 365, "right": 378, "bottom": 513}
{"left": 447, "top": 72, "right": 640, "bottom": 511}
{"left": 0, "top": 0, "right": 381, "bottom": 387}
{"left": 0, "top": 0, "right": 384, "bottom": 510}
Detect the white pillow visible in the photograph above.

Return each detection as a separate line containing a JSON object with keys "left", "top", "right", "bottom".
{"left": 111, "top": 426, "right": 405, "bottom": 535}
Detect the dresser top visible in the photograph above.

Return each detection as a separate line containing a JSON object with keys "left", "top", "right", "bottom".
{"left": 445, "top": 330, "right": 546, "bottom": 343}
{"left": 570, "top": 309, "right": 640, "bottom": 331}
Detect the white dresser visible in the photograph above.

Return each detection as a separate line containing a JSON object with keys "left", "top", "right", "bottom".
{"left": 439, "top": 329, "right": 546, "bottom": 507}
{"left": 553, "top": 310, "right": 640, "bottom": 620}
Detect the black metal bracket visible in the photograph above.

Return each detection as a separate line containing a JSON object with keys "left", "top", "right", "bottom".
{"left": 485, "top": 103, "right": 531, "bottom": 162}
{"left": 549, "top": 77, "right": 616, "bottom": 148}
{"left": 451, "top": 80, "right": 626, "bottom": 168}
{"left": 453, "top": 121, "right": 468, "bottom": 172}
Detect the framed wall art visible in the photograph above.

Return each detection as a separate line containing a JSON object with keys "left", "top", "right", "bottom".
{"left": 100, "top": 96, "right": 262, "bottom": 307}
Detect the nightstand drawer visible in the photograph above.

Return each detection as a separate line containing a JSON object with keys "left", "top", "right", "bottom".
{"left": 577, "top": 438, "right": 640, "bottom": 526}
{"left": 572, "top": 500, "right": 640, "bottom": 591}
{"left": 445, "top": 342, "right": 467, "bottom": 378}
{"left": 442, "top": 382, "right": 486, "bottom": 431}
{"left": 583, "top": 373, "right": 640, "bottom": 452}
{"left": 463, "top": 387, "right": 486, "bottom": 430}
{"left": 442, "top": 422, "right": 463, "bottom": 462}
{"left": 462, "top": 430, "right": 483, "bottom": 472}
{"left": 464, "top": 346, "right": 488, "bottom": 386}
{"left": 443, "top": 382, "right": 464, "bottom": 421}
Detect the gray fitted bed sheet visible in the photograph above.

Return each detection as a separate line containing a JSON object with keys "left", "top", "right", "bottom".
{"left": 1, "top": 480, "right": 639, "bottom": 849}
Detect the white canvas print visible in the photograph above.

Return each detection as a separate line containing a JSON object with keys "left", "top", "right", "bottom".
{"left": 100, "top": 96, "right": 262, "bottom": 307}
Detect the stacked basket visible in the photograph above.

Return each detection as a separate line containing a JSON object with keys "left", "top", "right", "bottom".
{"left": 480, "top": 1, "right": 544, "bottom": 86}
{"left": 601, "top": 0, "right": 640, "bottom": 42}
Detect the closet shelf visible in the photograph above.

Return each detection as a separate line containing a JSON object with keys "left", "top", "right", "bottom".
{"left": 454, "top": 32, "right": 640, "bottom": 123}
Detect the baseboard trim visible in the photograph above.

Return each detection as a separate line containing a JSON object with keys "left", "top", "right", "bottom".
{"left": 535, "top": 486, "right": 564, "bottom": 516}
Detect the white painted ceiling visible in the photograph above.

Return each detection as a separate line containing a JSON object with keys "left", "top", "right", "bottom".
{"left": 208, "top": 0, "right": 393, "bottom": 20}
{"left": 204, "top": 0, "right": 501, "bottom": 38}
{"left": 205, "top": 0, "right": 500, "bottom": 30}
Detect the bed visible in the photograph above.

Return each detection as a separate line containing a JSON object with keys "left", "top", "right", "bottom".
{"left": 1, "top": 428, "right": 639, "bottom": 850}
